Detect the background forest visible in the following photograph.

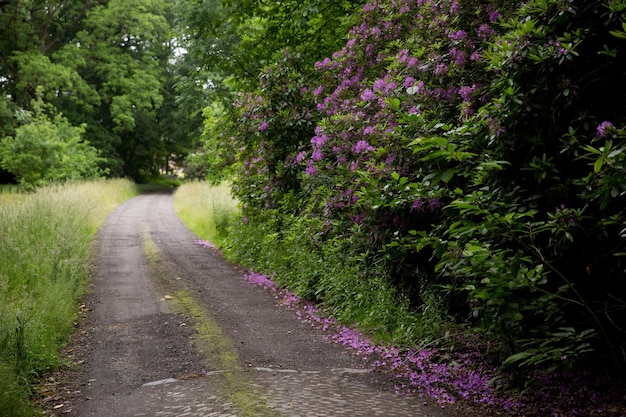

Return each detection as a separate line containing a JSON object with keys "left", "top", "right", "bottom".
{"left": 0, "top": 0, "right": 200, "bottom": 184}
{"left": 1, "top": 0, "right": 626, "bottom": 416}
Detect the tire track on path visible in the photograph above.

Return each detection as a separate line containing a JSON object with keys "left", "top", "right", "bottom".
{"left": 63, "top": 190, "right": 448, "bottom": 417}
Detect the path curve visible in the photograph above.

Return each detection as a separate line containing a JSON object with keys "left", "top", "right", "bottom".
{"left": 61, "top": 191, "right": 450, "bottom": 417}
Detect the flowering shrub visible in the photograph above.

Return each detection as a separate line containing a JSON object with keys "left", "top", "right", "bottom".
{"left": 229, "top": 51, "right": 318, "bottom": 213}
{"left": 303, "top": 0, "right": 504, "bottom": 272}
{"left": 216, "top": 0, "right": 626, "bottom": 402}
{"left": 285, "top": 0, "right": 626, "bottom": 380}
{"left": 297, "top": 0, "right": 522, "bottom": 347}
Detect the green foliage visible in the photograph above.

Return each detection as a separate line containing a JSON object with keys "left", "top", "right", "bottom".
{"left": 351, "top": 0, "right": 626, "bottom": 376}
{"left": 503, "top": 327, "right": 596, "bottom": 374}
{"left": 0, "top": 0, "right": 105, "bottom": 107}
{"left": 65, "top": 0, "right": 169, "bottom": 133}
{"left": 431, "top": 0, "right": 626, "bottom": 375}
{"left": 0, "top": 96, "right": 105, "bottom": 188}
{"left": 0, "top": 0, "right": 194, "bottom": 182}
{"left": 179, "top": 0, "right": 365, "bottom": 92}
{"left": 61, "top": 0, "right": 176, "bottom": 179}
{"left": 176, "top": 0, "right": 244, "bottom": 85}
{"left": 177, "top": 0, "right": 366, "bottom": 179}
{"left": 223, "top": 207, "right": 438, "bottom": 346}
{"left": 229, "top": 51, "right": 318, "bottom": 211}
{"left": 0, "top": 361, "right": 33, "bottom": 417}
{"left": 12, "top": 50, "right": 100, "bottom": 111}
{"left": 188, "top": 102, "right": 239, "bottom": 183}
{"left": 224, "top": 0, "right": 365, "bottom": 68}
{"left": 190, "top": 0, "right": 626, "bottom": 383}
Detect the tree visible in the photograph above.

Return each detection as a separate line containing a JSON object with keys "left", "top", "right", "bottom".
{"left": 51, "top": 0, "right": 180, "bottom": 180}
{"left": 0, "top": 0, "right": 105, "bottom": 108}
{"left": 0, "top": 0, "right": 193, "bottom": 182}
{"left": 0, "top": 94, "right": 105, "bottom": 188}
{"left": 178, "top": 0, "right": 365, "bottom": 92}
{"left": 178, "top": 0, "right": 366, "bottom": 179}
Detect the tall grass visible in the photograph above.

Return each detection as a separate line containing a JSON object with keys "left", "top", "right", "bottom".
{"left": 173, "top": 181, "right": 240, "bottom": 246}
{"left": 0, "top": 179, "right": 140, "bottom": 416}
{"left": 0, "top": 185, "right": 26, "bottom": 206}
{"left": 223, "top": 212, "right": 438, "bottom": 347}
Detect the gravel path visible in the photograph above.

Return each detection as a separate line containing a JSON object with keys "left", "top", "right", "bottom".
{"left": 42, "top": 191, "right": 450, "bottom": 417}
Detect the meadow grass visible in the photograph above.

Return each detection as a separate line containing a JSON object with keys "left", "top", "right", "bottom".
{"left": 0, "top": 184, "right": 26, "bottom": 205}
{"left": 0, "top": 179, "right": 140, "bottom": 416}
{"left": 173, "top": 181, "right": 239, "bottom": 246}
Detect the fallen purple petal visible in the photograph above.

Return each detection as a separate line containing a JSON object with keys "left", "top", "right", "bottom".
{"left": 240, "top": 270, "right": 625, "bottom": 416}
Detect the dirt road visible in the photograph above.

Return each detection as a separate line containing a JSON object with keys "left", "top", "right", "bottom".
{"left": 45, "top": 191, "right": 449, "bottom": 417}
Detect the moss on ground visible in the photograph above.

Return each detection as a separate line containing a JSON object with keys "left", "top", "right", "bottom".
{"left": 142, "top": 234, "right": 277, "bottom": 417}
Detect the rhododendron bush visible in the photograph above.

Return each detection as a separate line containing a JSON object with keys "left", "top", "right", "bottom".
{"left": 200, "top": 0, "right": 626, "bottom": 405}
{"left": 230, "top": 52, "right": 318, "bottom": 211}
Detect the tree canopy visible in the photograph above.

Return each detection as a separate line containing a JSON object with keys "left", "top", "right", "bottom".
{"left": 0, "top": 93, "right": 104, "bottom": 188}
{"left": 0, "top": 0, "right": 202, "bottom": 181}
{"left": 0, "top": 0, "right": 366, "bottom": 181}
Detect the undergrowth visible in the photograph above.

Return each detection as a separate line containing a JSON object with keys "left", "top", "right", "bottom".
{"left": 177, "top": 180, "right": 626, "bottom": 415}
{"left": 174, "top": 181, "right": 446, "bottom": 347}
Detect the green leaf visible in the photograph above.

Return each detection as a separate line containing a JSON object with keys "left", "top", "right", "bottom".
{"left": 609, "top": 30, "right": 626, "bottom": 39}
{"left": 388, "top": 98, "right": 401, "bottom": 111}
{"left": 441, "top": 169, "right": 454, "bottom": 183}
{"left": 582, "top": 145, "right": 602, "bottom": 155}
{"left": 504, "top": 351, "right": 533, "bottom": 366}
{"left": 594, "top": 157, "right": 604, "bottom": 173}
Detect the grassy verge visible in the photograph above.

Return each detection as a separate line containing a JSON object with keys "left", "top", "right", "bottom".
{"left": 0, "top": 179, "right": 140, "bottom": 417}
{"left": 224, "top": 213, "right": 439, "bottom": 347}
{"left": 173, "top": 181, "right": 439, "bottom": 347}
{"left": 173, "top": 181, "right": 239, "bottom": 246}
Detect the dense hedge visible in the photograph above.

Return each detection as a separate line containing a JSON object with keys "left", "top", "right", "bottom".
{"left": 206, "top": 0, "right": 626, "bottom": 382}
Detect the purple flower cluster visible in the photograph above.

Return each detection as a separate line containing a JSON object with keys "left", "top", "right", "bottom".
{"left": 241, "top": 270, "right": 508, "bottom": 408}
{"left": 195, "top": 239, "right": 218, "bottom": 251}
{"left": 242, "top": 271, "right": 279, "bottom": 292}
{"left": 353, "top": 140, "right": 375, "bottom": 154}
{"left": 287, "top": 0, "right": 502, "bottom": 239}
{"left": 597, "top": 121, "right": 614, "bottom": 138}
